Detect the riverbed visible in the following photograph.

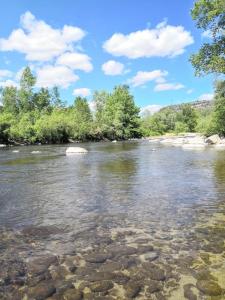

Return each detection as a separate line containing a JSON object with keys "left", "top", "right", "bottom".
{"left": 0, "top": 141, "right": 225, "bottom": 299}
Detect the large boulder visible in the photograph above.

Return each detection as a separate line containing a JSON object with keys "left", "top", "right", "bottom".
{"left": 66, "top": 147, "right": 88, "bottom": 154}
{"left": 205, "top": 134, "right": 221, "bottom": 145}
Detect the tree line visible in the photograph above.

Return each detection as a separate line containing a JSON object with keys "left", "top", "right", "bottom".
{"left": 0, "top": 0, "right": 224, "bottom": 144}
{"left": 0, "top": 67, "right": 141, "bottom": 144}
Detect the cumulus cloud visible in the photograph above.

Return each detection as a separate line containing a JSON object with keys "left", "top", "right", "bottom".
{"left": 0, "top": 11, "right": 86, "bottom": 61}
{"left": 102, "top": 60, "right": 125, "bottom": 75}
{"left": 36, "top": 65, "right": 79, "bottom": 88}
{"left": 140, "top": 104, "right": 163, "bottom": 116}
{"left": 56, "top": 52, "right": 93, "bottom": 72}
{"left": 0, "top": 69, "right": 13, "bottom": 79}
{"left": 129, "top": 70, "right": 168, "bottom": 87}
{"left": 197, "top": 93, "right": 214, "bottom": 101}
{"left": 103, "top": 22, "right": 194, "bottom": 59}
{"left": 154, "top": 82, "right": 184, "bottom": 91}
{"left": 73, "top": 88, "right": 91, "bottom": 97}
{"left": 0, "top": 79, "right": 18, "bottom": 88}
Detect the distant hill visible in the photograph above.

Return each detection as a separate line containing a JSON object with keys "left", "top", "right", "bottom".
{"left": 161, "top": 99, "right": 213, "bottom": 112}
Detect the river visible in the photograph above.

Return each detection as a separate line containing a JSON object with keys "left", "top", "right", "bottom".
{"left": 0, "top": 141, "right": 225, "bottom": 299}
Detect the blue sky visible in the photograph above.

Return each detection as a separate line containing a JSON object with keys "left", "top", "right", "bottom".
{"left": 0, "top": 0, "right": 214, "bottom": 113}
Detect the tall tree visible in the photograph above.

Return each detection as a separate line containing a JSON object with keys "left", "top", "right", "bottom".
{"left": 190, "top": 0, "right": 225, "bottom": 75}
{"left": 104, "top": 85, "right": 140, "bottom": 139}
{"left": 72, "top": 97, "right": 93, "bottom": 140}
{"left": 1, "top": 86, "right": 18, "bottom": 114}
{"left": 33, "top": 88, "right": 51, "bottom": 112}
{"left": 18, "top": 66, "right": 36, "bottom": 112}
{"left": 213, "top": 80, "right": 225, "bottom": 135}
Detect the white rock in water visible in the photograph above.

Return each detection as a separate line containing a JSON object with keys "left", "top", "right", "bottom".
{"left": 205, "top": 134, "right": 221, "bottom": 145}
{"left": 112, "top": 140, "right": 117, "bottom": 143}
{"left": 0, "top": 144, "right": 6, "bottom": 148}
{"left": 66, "top": 147, "right": 88, "bottom": 154}
{"left": 31, "top": 151, "right": 41, "bottom": 154}
{"left": 12, "top": 150, "right": 19, "bottom": 153}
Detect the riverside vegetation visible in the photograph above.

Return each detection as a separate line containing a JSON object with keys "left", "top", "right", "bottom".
{"left": 0, "top": 0, "right": 225, "bottom": 145}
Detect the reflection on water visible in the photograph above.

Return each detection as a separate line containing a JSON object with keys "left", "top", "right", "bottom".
{"left": 0, "top": 141, "right": 225, "bottom": 299}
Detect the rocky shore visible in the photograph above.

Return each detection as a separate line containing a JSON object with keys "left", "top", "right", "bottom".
{"left": 148, "top": 134, "right": 225, "bottom": 149}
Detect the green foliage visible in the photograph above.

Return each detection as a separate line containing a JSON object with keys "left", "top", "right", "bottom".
{"left": 141, "top": 104, "right": 198, "bottom": 136}
{"left": 101, "top": 85, "right": 141, "bottom": 139}
{"left": 213, "top": 80, "right": 225, "bottom": 135}
{"left": 190, "top": 0, "right": 225, "bottom": 75}
{"left": 178, "top": 104, "right": 198, "bottom": 132}
{"left": 0, "top": 68, "right": 142, "bottom": 144}
{"left": 1, "top": 86, "right": 18, "bottom": 114}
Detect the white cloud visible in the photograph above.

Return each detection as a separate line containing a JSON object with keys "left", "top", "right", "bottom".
{"left": 128, "top": 70, "right": 168, "bottom": 87}
{"left": 0, "top": 69, "right": 13, "bottom": 79}
{"left": 140, "top": 104, "right": 163, "bottom": 116}
{"left": 103, "top": 22, "right": 194, "bottom": 59}
{"left": 73, "top": 88, "right": 91, "bottom": 97}
{"left": 0, "top": 79, "right": 18, "bottom": 88}
{"left": 56, "top": 52, "right": 93, "bottom": 72}
{"left": 36, "top": 65, "right": 79, "bottom": 88}
{"left": 154, "top": 82, "right": 184, "bottom": 91}
{"left": 102, "top": 60, "right": 125, "bottom": 75}
{"left": 0, "top": 11, "right": 86, "bottom": 61}
{"left": 197, "top": 93, "right": 214, "bottom": 101}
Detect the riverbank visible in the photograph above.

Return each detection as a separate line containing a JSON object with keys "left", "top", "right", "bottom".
{"left": 147, "top": 133, "right": 225, "bottom": 149}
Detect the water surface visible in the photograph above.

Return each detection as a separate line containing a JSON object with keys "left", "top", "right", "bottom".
{"left": 0, "top": 141, "right": 225, "bottom": 299}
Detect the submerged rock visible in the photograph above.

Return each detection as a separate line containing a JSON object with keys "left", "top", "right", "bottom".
{"left": 125, "top": 281, "right": 141, "bottom": 298}
{"left": 63, "top": 288, "right": 82, "bottom": 300}
{"left": 196, "top": 280, "right": 222, "bottom": 296}
{"left": 27, "top": 281, "right": 56, "bottom": 299}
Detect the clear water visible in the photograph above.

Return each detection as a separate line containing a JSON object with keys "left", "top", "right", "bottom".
{"left": 0, "top": 141, "right": 225, "bottom": 299}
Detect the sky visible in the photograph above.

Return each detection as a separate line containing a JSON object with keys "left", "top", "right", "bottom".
{"left": 0, "top": 0, "right": 215, "bottom": 114}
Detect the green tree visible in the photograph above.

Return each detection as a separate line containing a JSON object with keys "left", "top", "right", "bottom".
{"left": 178, "top": 104, "right": 198, "bottom": 132}
{"left": 190, "top": 0, "right": 225, "bottom": 75}
{"left": 213, "top": 80, "right": 225, "bottom": 135}
{"left": 18, "top": 66, "right": 36, "bottom": 112}
{"left": 33, "top": 88, "right": 51, "bottom": 112}
{"left": 103, "top": 85, "right": 140, "bottom": 139}
{"left": 71, "top": 97, "right": 93, "bottom": 140}
{"left": 1, "top": 86, "right": 18, "bottom": 114}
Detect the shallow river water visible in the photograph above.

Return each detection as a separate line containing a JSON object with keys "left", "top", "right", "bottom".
{"left": 0, "top": 141, "right": 225, "bottom": 300}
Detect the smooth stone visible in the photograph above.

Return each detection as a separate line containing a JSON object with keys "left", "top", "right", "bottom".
{"left": 146, "top": 280, "right": 162, "bottom": 294}
{"left": 143, "top": 263, "right": 166, "bottom": 281}
{"left": 66, "top": 147, "right": 88, "bottom": 154}
{"left": 85, "top": 253, "right": 112, "bottom": 263}
{"left": 143, "top": 252, "right": 159, "bottom": 262}
{"left": 27, "top": 281, "right": 56, "bottom": 300}
{"left": 99, "top": 261, "right": 123, "bottom": 272}
{"left": 196, "top": 280, "right": 222, "bottom": 296}
{"left": 63, "top": 289, "right": 82, "bottom": 300}
{"left": 125, "top": 281, "right": 141, "bottom": 298}
{"left": 12, "top": 150, "right": 19, "bottom": 153}
{"left": 205, "top": 134, "right": 221, "bottom": 145}
{"left": 0, "top": 144, "right": 6, "bottom": 148}
{"left": 89, "top": 281, "right": 113, "bottom": 292}
{"left": 31, "top": 150, "right": 41, "bottom": 154}
{"left": 183, "top": 284, "right": 197, "bottom": 300}
{"left": 137, "top": 245, "right": 154, "bottom": 253}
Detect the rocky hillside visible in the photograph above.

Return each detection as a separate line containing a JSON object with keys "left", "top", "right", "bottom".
{"left": 162, "top": 99, "right": 213, "bottom": 112}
